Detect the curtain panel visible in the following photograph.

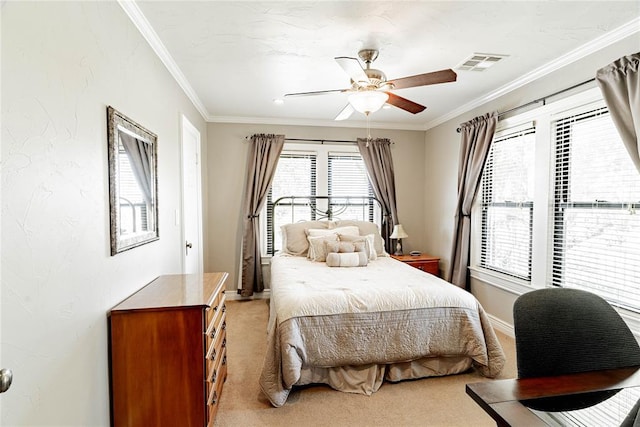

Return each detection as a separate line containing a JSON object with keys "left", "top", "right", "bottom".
{"left": 240, "top": 134, "right": 285, "bottom": 297}
{"left": 448, "top": 113, "right": 498, "bottom": 289}
{"left": 596, "top": 52, "right": 640, "bottom": 173}
{"left": 356, "top": 138, "right": 399, "bottom": 252}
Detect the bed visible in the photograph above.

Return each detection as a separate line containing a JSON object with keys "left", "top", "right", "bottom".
{"left": 259, "top": 197, "right": 505, "bottom": 407}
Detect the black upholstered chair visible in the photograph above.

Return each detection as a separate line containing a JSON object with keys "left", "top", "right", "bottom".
{"left": 513, "top": 287, "right": 640, "bottom": 412}
{"left": 514, "top": 287, "right": 640, "bottom": 378}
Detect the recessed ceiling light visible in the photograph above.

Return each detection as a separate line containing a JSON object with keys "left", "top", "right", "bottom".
{"left": 457, "top": 53, "right": 508, "bottom": 72}
{"left": 273, "top": 98, "right": 284, "bottom": 105}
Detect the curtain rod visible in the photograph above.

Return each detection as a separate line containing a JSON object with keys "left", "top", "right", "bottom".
{"left": 244, "top": 136, "right": 357, "bottom": 145}
{"left": 456, "top": 78, "right": 596, "bottom": 133}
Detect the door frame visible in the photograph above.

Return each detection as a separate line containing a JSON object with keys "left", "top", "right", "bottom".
{"left": 180, "top": 114, "right": 203, "bottom": 274}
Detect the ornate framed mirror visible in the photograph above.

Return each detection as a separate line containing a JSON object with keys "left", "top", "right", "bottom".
{"left": 107, "top": 106, "right": 159, "bottom": 255}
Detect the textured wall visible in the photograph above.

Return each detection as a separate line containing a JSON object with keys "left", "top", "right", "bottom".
{"left": 1, "top": 2, "right": 206, "bottom": 425}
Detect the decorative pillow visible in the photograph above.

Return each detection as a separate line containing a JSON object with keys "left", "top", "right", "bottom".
{"left": 325, "top": 241, "right": 366, "bottom": 254}
{"left": 332, "top": 220, "right": 386, "bottom": 256}
{"left": 307, "top": 225, "right": 359, "bottom": 238}
{"left": 326, "top": 251, "right": 368, "bottom": 267}
{"left": 307, "top": 234, "right": 339, "bottom": 262}
{"left": 337, "top": 233, "right": 377, "bottom": 261}
{"left": 280, "top": 221, "right": 331, "bottom": 256}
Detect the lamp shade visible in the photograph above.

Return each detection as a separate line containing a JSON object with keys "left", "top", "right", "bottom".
{"left": 390, "top": 224, "right": 408, "bottom": 239}
{"left": 348, "top": 91, "right": 389, "bottom": 114}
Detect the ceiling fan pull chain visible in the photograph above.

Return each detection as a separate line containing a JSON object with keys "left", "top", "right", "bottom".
{"left": 366, "top": 112, "right": 372, "bottom": 147}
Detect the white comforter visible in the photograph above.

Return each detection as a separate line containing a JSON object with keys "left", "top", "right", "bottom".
{"left": 260, "top": 253, "right": 506, "bottom": 407}
{"left": 271, "top": 254, "right": 478, "bottom": 320}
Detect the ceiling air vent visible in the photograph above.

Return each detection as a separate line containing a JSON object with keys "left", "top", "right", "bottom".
{"left": 457, "top": 53, "right": 508, "bottom": 71}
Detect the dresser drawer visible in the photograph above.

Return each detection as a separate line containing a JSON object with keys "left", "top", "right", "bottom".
{"left": 206, "top": 292, "right": 226, "bottom": 329}
{"left": 205, "top": 300, "right": 226, "bottom": 349}
{"left": 405, "top": 260, "right": 439, "bottom": 276}
{"left": 206, "top": 326, "right": 226, "bottom": 372}
{"left": 206, "top": 347, "right": 227, "bottom": 425}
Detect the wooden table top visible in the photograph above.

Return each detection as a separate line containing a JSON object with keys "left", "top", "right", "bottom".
{"left": 466, "top": 366, "right": 640, "bottom": 426}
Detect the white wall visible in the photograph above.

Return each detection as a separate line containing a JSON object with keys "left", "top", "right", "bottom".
{"left": 423, "top": 34, "right": 640, "bottom": 331}
{"left": 206, "top": 123, "right": 427, "bottom": 291}
{"left": 1, "top": 2, "right": 206, "bottom": 425}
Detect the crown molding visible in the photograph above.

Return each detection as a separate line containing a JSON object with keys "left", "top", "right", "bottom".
{"left": 209, "top": 115, "right": 428, "bottom": 131}
{"left": 117, "top": 0, "right": 210, "bottom": 120}
{"left": 422, "top": 16, "right": 640, "bottom": 131}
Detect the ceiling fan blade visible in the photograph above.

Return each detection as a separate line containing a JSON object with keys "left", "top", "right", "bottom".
{"left": 388, "top": 69, "right": 457, "bottom": 90}
{"left": 334, "top": 104, "right": 354, "bottom": 121}
{"left": 385, "top": 92, "right": 426, "bottom": 114}
{"left": 335, "top": 57, "right": 369, "bottom": 85}
{"left": 285, "top": 88, "right": 348, "bottom": 97}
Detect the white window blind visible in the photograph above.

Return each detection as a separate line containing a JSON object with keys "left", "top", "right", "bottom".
{"left": 480, "top": 124, "right": 536, "bottom": 280}
{"left": 551, "top": 106, "right": 640, "bottom": 312}
{"left": 266, "top": 153, "right": 317, "bottom": 254}
{"left": 328, "top": 153, "right": 375, "bottom": 221}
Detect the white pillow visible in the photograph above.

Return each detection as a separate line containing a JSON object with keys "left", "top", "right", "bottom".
{"left": 280, "top": 221, "right": 331, "bottom": 255}
{"left": 307, "top": 234, "right": 339, "bottom": 262}
{"left": 326, "top": 252, "right": 368, "bottom": 267}
{"left": 325, "top": 241, "right": 366, "bottom": 254}
{"left": 307, "top": 225, "right": 359, "bottom": 238}
{"left": 332, "top": 220, "right": 386, "bottom": 256}
{"left": 337, "top": 233, "right": 377, "bottom": 261}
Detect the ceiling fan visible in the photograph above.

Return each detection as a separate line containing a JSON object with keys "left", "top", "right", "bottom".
{"left": 284, "top": 49, "right": 457, "bottom": 121}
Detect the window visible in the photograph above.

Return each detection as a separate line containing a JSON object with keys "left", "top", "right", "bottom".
{"left": 264, "top": 145, "right": 373, "bottom": 254}
{"left": 328, "top": 153, "right": 374, "bottom": 222}
{"left": 551, "top": 106, "right": 640, "bottom": 312}
{"left": 471, "top": 88, "right": 640, "bottom": 315}
{"left": 480, "top": 124, "right": 535, "bottom": 280}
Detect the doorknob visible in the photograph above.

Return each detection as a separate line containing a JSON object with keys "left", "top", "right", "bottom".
{"left": 185, "top": 241, "right": 193, "bottom": 255}
{"left": 0, "top": 368, "right": 12, "bottom": 393}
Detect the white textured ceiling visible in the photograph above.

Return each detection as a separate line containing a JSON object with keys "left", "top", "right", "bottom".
{"left": 130, "top": 1, "right": 640, "bottom": 130}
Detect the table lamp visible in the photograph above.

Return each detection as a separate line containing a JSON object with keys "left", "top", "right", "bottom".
{"left": 390, "top": 224, "right": 408, "bottom": 256}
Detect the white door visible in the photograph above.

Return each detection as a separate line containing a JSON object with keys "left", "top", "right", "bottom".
{"left": 181, "top": 115, "right": 203, "bottom": 274}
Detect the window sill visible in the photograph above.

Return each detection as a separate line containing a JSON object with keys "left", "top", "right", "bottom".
{"left": 470, "top": 266, "right": 640, "bottom": 341}
{"left": 469, "top": 266, "right": 534, "bottom": 296}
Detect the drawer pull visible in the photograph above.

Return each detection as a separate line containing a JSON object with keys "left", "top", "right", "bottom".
{"left": 222, "top": 337, "right": 227, "bottom": 348}
{"left": 209, "top": 348, "right": 216, "bottom": 361}
{"left": 222, "top": 355, "right": 227, "bottom": 365}
{"left": 208, "top": 390, "right": 218, "bottom": 405}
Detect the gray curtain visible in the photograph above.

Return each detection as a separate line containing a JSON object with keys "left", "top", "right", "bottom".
{"left": 596, "top": 52, "right": 640, "bottom": 172}
{"left": 448, "top": 113, "right": 497, "bottom": 289}
{"left": 357, "top": 138, "right": 398, "bottom": 252}
{"left": 240, "top": 134, "right": 284, "bottom": 297}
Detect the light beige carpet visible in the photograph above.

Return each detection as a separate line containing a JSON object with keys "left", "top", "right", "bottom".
{"left": 215, "top": 299, "right": 517, "bottom": 427}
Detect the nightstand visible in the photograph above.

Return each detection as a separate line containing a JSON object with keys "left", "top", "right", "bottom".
{"left": 391, "top": 253, "right": 440, "bottom": 277}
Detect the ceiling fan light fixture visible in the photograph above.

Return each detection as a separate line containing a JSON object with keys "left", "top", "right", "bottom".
{"left": 348, "top": 91, "right": 389, "bottom": 114}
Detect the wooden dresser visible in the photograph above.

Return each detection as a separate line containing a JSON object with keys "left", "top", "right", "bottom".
{"left": 391, "top": 254, "right": 440, "bottom": 277}
{"left": 108, "top": 273, "right": 228, "bottom": 427}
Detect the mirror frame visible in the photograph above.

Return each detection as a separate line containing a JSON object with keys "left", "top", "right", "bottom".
{"left": 107, "top": 106, "right": 159, "bottom": 255}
